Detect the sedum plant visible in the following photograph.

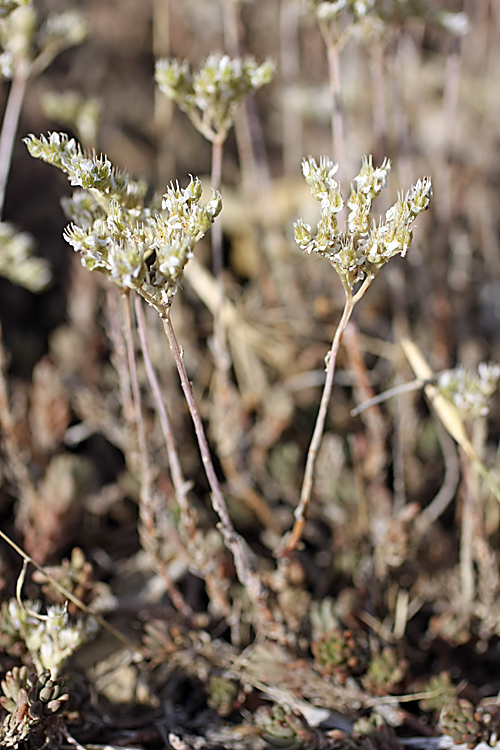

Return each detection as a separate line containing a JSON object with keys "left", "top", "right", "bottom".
{"left": 281, "top": 155, "right": 432, "bottom": 556}
{"left": 25, "top": 131, "right": 272, "bottom": 632}
{"left": 0, "top": 665, "right": 69, "bottom": 748}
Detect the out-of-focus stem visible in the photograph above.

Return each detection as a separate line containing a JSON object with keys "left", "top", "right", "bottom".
{"left": 280, "top": 0, "right": 303, "bottom": 176}
{"left": 211, "top": 136, "right": 224, "bottom": 279}
{"left": 318, "top": 20, "right": 344, "bottom": 176}
{"left": 0, "top": 69, "right": 28, "bottom": 218}
{"left": 134, "top": 295, "right": 195, "bottom": 538}
{"left": 123, "top": 294, "right": 191, "bottom": 618}
{"left": 122, "top": 292, "right": 153, "bottom": 512}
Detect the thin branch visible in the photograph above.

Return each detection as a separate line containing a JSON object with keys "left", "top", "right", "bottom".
{"left": 134, "top": 295, "right": 195, "bottom": 538}
{"left": 279, "top": 286, "right": 356, "bottom": 557}
{"left": 351, "top": 377, "right": 431, "bottom": 417}
{"left": 162, "top": 311, "right": 277, "bottom": 634}
{"left": 123, "top": 294, "right": 191, "bottom": 618}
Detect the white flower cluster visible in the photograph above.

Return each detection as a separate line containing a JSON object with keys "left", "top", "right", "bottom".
{"left": 438, "top": 362, "right": 500, "bottom": 420}
{"left": 25, "top": 133, "right": 222, "bottom": 312}
{"left": 155, "top": 53, "right": 275, "bottom": 142}
{"left": 294, "top": 155, "right": 431, "bottom": 291}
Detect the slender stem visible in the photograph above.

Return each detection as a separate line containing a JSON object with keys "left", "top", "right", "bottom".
{"left": 123, "top": 294, "right": 192, "bottom": 618}
{"left": 416, "top": 420, "right": 459, "bottom": 534}
{"left": 319, "top": 20, "right": 344, "bottom": 174}
{"left": 0, "top": 69, "right": 29, "bottom": 218}
{"left": 369, "top": 40, "right": 388, "bottom": 158}
{"left": 210, "top": 139, "right": 224, "bottom": 306}
{"left": 122, "top": 293, "right": 153, "bottom": 509}
{"left": 280, "top": 0, "right": 303, "bottom": 176}
{"left": 279, "top": 274, "right": 373, "bottom": 557}
{"left": 162, "top": 312, "right": 274, "bottom": 628}
{"left": 279, "top": 285, "right": 357, "bottom": 557}
{"left": 459, "top": 448, "right": 475, "bottom": 612}
{"left": 106, "top": 286, "right": 135, "bottom": 427}
{"left": 210, "top": 136, "right": 232, "bottom": 374}
{"left": 351, "top": 377, "right": 431, "bottom": 416}
{"left": 134, "top": 295, "right": 195, "bottom": 538}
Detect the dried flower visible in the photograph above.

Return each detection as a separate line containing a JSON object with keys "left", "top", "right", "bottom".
{"left": 31, "top": 547, "right": 113, "bottom": 615}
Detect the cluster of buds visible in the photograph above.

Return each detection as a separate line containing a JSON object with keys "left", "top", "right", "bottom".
{"left": 352, "top": 715, "right": 404, "bottom": 750}
{"left": 206, "top": 675, "right": 240, "bottom": 718}
{"left": 306, "top": 0, "right": 469, "bottom": 39}
{"left": 141, "top": 619, "right": 182, "bottom": 667}
{"left": 41, "top": 91, "right": 101, "bottom": 147}
{"left": 440, "top": 698, "right": 500, "bottom": 749}
{"left": 255, "top": 704, "right": 319, "bottom": 750}
{"left": 0, "top": 666, "right": 69, "bottom": 748}
{"left": 3, "top": 599, "right": 98, "bottom": 678}
{"left": 437, "top": 362, "right": 500, "bottom": 421}
{"left": 155, "top": 53, "right": 274, "bottom": 142}
{"left": 294, "top": 156, "right": 432, "bottom": 293}
{"left": 361, "top": 646, "right": 407, "bottom": 696}
{"left": 417, "top": 671, "right": 455, "bottom": 715}
{"left": 25, "top": 132, "right": 222, "bottom": 314}
{"left": 312, "top": 627, "right": 369, "bottom": 681}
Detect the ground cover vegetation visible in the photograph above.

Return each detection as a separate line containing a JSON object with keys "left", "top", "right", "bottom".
{"left": 0, "top": 1, "right": 500, "bottom": 749}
